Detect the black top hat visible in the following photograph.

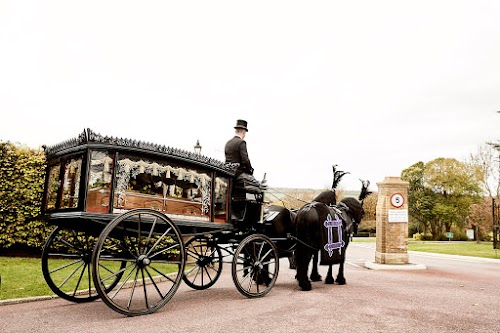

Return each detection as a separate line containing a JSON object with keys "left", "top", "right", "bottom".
{"left": 234, "top": 119, "right": 248, "bottom": 132}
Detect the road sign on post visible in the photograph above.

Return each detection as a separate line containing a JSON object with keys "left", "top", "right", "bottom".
{"left": 446, "top": 232, "right": 454, "bottom": 240}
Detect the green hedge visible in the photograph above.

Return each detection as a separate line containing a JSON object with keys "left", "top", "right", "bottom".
{"left": 0, "top": 142, "right": 49, "bottom": 253}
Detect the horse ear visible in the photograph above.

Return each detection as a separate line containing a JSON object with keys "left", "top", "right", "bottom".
{"left": 358, "top": 179, "right": 372, "bottom": 201}
{"left": 331, "top": 165, "right": 349, "bottom": 190}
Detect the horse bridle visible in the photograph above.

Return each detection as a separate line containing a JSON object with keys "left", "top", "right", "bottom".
{"left": 329, "top": 203, "right": 358, "bottom": 236}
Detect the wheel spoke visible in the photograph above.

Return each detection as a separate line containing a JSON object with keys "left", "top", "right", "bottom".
{"left": 48, "top": 259, "right": 81, "bottom": 274}
{"left": 87, "top": 262, "right": 92, "bottom": 297}
{"left": 103, "top": 238, "right": 137, "bottom": 260}
{"left": 57, "top": 261, "right": 85, "bottom": 290}
{"left": 257, "top": 241, "right": 265, "bottom": 261}
{"left": 144, "top": 267, "right": 165, "bottom": 299}
{"left": 148, "top": 243, "right": 180, "bottom": 260}
{"left": 259, "top": 249, "right": 273, "bottom": 262}
{"left": 110, "top": 266, "right": 137, "bottom": 300}
{"left": 184, "top": 265, "right": 200, "bottom": 277}
{"left": 145, "top": 226, "right": 173, "bottom": 257}
{"left": 71, "top": 262, "right": 87, "bottom": 297}
{"left": 246, "top": 271, "right": 255, "bottom": 292}
{"left": 99, "top": 262, "right": 134, "bottom": 283}
{"left": 202, "top": 266, "right": 213, "bottom": 283}
{"left": 141, "top": 268, "right": 149, "bottom": 309}
{"left": 137, "top": 214, "right": 142, "bottom": 254}
{"left": 72, "top": 229, "right": 87, "bottom": 250}
{"left": 148, "top": 264, "right": 177, "bottom": 284}
{"left": 127, "top": 269, "right": 140, "bottom": 310}
{"left": 54, "top": 236, "right": 80, "bottom": 253}
{"left": 144, "top": 216, "right": 159, "bottom": 255}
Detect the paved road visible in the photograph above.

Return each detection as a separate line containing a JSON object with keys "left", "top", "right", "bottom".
{"left": 1, "top": 244, "right": 500, "bottom": 333}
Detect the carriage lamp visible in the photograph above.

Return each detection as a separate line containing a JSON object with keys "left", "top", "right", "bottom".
{"left": 194, "top": 139, "right": 202, "bottom": 155}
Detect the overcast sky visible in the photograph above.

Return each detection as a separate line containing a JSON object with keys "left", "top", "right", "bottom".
{"left": 1, "top": 1, "right": 499, "bottom": 191}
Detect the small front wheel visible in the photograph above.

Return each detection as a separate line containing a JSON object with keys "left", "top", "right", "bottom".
{"left": 232, "top": 234, "right": 279, "bottom": 298}
{"left": 183, "top": 236, "right": 223, "bottom": 290}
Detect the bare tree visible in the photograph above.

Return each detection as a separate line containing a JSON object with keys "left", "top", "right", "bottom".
{"left": 469, "top": 144, "right": 500, "bottom": 199}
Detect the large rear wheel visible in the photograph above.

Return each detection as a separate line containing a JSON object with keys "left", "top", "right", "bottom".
{"left": 92, "top": 209, "right": 185, "bottom": 316}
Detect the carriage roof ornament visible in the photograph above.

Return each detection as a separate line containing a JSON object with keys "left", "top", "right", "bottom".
{"left": 43, "top": 128, "right": 238, "bottom": 175}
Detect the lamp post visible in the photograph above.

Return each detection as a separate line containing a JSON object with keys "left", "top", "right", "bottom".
{"left": 194, "top": 139, "right": 202, "bottom": 155}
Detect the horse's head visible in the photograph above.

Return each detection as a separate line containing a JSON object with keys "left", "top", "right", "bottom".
{"left": 339, "top": 180, "right": 372, "bottom": 234}
{"left": 340, "top": 197, "right": 365, "bottom": 225}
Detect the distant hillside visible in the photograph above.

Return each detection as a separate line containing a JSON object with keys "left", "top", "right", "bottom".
{"left": 267, "top": 187, "right": 363, "bottom": 202}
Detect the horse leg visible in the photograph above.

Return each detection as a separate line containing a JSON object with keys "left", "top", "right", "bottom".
{"left": 336, "top": 260, "right": 346, "bottom": 285}
{"left": 325, "top": 264, "right": 335, "bottom": 284}
{"left": 295, "top": 246, "right": 313, "bottom": 291}
{"left": 309, "top": 250, "right": 322, "bottom": 282}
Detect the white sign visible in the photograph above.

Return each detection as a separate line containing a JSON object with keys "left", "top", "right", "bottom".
{"left": 388, "top": 209, "right": 408, "bottom": 223}
{"left": 466, "top": 229, "right": 474, "bottom": 240}
{"left": 390, "top": 193, "right": 404, "bottom": 208}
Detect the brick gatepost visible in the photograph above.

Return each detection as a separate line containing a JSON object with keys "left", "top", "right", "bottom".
{"left": 375, "top": 176, "right": 409, "bottom": 264}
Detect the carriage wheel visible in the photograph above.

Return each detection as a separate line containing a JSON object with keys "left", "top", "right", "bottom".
{"left": 92, "top": 209, "right": 185, "bottom": 316}
{"left": 182, "top": 236, "right": 223, "bottom": 290}
{"left": 232, "top": 234, "right": 279, "bottom": 298}
{"left": 41, "top": 226, "right": 125, "bottom": 303}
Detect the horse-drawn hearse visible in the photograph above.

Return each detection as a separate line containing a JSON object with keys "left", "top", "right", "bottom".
{"left": 41, "top": 129, "right": 369, "bottom": 316}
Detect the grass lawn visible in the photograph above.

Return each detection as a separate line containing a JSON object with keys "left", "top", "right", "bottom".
{"left": 0, "top": 256, "right": 179, "bottom": 301}
{"left": 408, "top": 241, "right": 500, "bottom": 259}
{"left": 351, "top": 237, "right": 500, "bottom": 259}
{"left": 0, "top": 257, "right": 53, "bottom": 300}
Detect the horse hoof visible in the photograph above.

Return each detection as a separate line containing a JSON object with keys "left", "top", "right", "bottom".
{"left": 300, "top": 285, "right": 312, "bottom": 291}
{"left": 310, "top": 274, "right": 322, "bottom": 282}
{"left": 325, "top": 277, "right": 335, "bottom": 284}
{"left": 299, "top": 281, "right": 312, "bottom": 291}
{"left": 336, "top": 277, "right": 346, "bottom": 285}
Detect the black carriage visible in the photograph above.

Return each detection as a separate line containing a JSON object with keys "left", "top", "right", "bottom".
{"left": 41, "top": 129, "right": 291, "bottom": 316}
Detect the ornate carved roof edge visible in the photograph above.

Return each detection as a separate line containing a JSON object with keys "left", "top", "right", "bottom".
{"left": 43, "top": 129, "right": 88, "bottom": 156}
{"left": 44, "top": 129, "right": 237, "bottom": 174}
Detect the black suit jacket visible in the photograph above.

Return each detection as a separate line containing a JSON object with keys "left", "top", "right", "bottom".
{"left": 225, "top": 136, "right": 253, "bottom": 175}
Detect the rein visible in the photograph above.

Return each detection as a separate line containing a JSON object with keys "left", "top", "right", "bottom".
{"left": 266, "top": 189, "right": 312, "bottom": 209}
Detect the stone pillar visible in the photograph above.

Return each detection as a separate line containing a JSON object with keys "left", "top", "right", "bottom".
{"left": 375, "top": 176, "right": 409, "bottom": 264}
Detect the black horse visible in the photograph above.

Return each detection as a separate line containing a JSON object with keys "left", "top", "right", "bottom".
{"left": 293, "top": 174, "right": 371, "bottom": 291}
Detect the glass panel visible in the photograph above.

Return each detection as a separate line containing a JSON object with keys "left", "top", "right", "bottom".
{"left": 214, "top": 176, "right": 229, "bottom": 223}
{"left": 87, "top": 150, "right": 115, "bottom": 213}
{"left": 45, "top": 164, "right": 61, "bottom": 210}
{"left": 113, "top": 155, "right": 212, "bottom": 221}
{"left": 60, "top": 157, "right": 83, "bottom": 209}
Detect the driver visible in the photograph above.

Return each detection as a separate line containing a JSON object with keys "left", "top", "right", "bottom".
{"left": 224, "top": 119, "right": 253, "bottom": 176}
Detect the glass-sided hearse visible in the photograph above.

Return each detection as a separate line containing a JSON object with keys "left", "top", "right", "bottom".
{"left": 43, "top": 129, "right": 235, "bottom": 231}
{"left": 40, "top": 129, "right": 279, "bottom": 316}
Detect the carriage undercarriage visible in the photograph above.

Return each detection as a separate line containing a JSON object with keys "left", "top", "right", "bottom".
{"left": 40, "top": 129, "right": 297, "bottom": 316}
{"left": 42, "top": 208, "right": 293, "bottom": 316}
